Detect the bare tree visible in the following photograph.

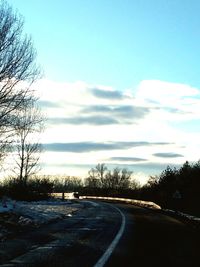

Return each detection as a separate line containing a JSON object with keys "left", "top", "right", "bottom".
{"left": 12, "top": 102, "right": 43, "bottom": 184}
{"left": 85, "top": 174, "right": 100, "bottom": 188}
{"left": 86, "top": 164, "right": 133, "bottom": 190}
{"left": 63, "top": 176, "right": 83, "bottom": 191}
{"left": 102, "top": 168, "right": 132, "bottom": 190}
{"left": 0, "top": 1, "right": 40, "bottom": 160}
{"left": 95, "top": 163, "right": 107, "bottom": 186}
{"left": 118, "top": 168, "right": 132, "bottom": 189}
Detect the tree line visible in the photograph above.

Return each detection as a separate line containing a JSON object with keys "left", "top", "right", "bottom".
{"left": 51, "top": 161, "right": 200, "bottom": 217}
{"left": 1, "top": 160, "right": 200, "bottom": 217}
{"left": 84, "top": 163, "right": 139, "bottom": 196}
{"left": 142, "top": 160, "right": 200, "bottom": 216}
{"left": 0, "top": 163, "right": 138, "bottom": 200}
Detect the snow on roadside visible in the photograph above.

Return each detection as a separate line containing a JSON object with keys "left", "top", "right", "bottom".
{"left": 0, "top": 199, "right": 83, "bottom": 226}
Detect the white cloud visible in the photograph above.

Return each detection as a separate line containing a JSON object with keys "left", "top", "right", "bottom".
{"left": 136, "top": 80, "right": 199, "bottom": 104}
{"left": 32, "top": 79, "right": 200, "bottom": 182}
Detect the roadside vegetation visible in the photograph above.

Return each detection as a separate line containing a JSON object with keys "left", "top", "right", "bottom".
{"left": 142, "top": 160, "right": 200, "bottom": 216}
{"left": 82, "top": 161, "right": 200, "bottom": 218}
{"left": 1, "top": 161, "right": 200, "bottom": 217}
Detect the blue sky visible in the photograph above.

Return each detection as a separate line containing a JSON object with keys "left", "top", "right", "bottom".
{"left": 7, "top": 0, "right": 200, "bottom": 183}
{"left": 9, "top": 0, "right": 200, "bottom": 89}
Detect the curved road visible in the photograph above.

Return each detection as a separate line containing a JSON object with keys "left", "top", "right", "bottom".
{"left": 0, "top": 200, "right": 199, "bottom": 267}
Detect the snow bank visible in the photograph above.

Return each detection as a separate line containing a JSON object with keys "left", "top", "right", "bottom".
{"left": 0, "top": 199, "right": 82, "bottom": 226}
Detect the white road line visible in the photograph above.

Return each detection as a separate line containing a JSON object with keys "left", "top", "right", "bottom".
{"left": 93, "top": 204, "right": 126, "bottom": 267}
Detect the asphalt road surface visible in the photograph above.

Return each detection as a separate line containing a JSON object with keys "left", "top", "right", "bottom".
{"left": 0, "top": 200, "right": 199, "bottom": 267}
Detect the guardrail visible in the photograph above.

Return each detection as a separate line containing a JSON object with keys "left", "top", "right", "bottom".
{"left": 81, "top": 196, "right": 161, "bottom": 210}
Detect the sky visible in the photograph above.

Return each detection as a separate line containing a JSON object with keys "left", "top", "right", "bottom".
{"left": 7, "top": 0, "right": 200, "bottom": 184}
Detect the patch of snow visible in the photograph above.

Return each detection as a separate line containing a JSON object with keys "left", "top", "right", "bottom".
{"left": 0, "top": 199, "right": 82, "bottom": 226}
{"left": 18, "top": 216, "right": 33, "bottom": 226}
{"left": 13, "top": 200, "right": 80, "bottom": 225}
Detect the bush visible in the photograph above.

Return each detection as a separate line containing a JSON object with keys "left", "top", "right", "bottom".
{"left": 1, "top": 177, "right": 54, "bottom": 201}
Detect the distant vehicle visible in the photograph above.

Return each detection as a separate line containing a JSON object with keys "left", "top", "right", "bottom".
{"left": 73, "top": 192, "right": 79, "bottom": 199}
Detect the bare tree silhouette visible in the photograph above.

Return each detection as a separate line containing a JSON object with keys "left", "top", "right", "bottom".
{"left": 0, "top": 1, "right": 41, "bottom": 162}
{"left": 12, "top": 101, "right": 43, "bottom": 184}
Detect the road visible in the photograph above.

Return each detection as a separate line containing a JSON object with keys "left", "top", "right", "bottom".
{"left": 0, "top": 200, "right": 199, "bottom": 267}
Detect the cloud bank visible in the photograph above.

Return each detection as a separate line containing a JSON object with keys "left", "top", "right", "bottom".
{"left": 43, "top": 141, "right": 171, "bottom": 153}
{"left": 153, "top": 153, "right": 184, "bottom": 158}
{"left": 33, "top": 79, "right": 200, "bottom": 179}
